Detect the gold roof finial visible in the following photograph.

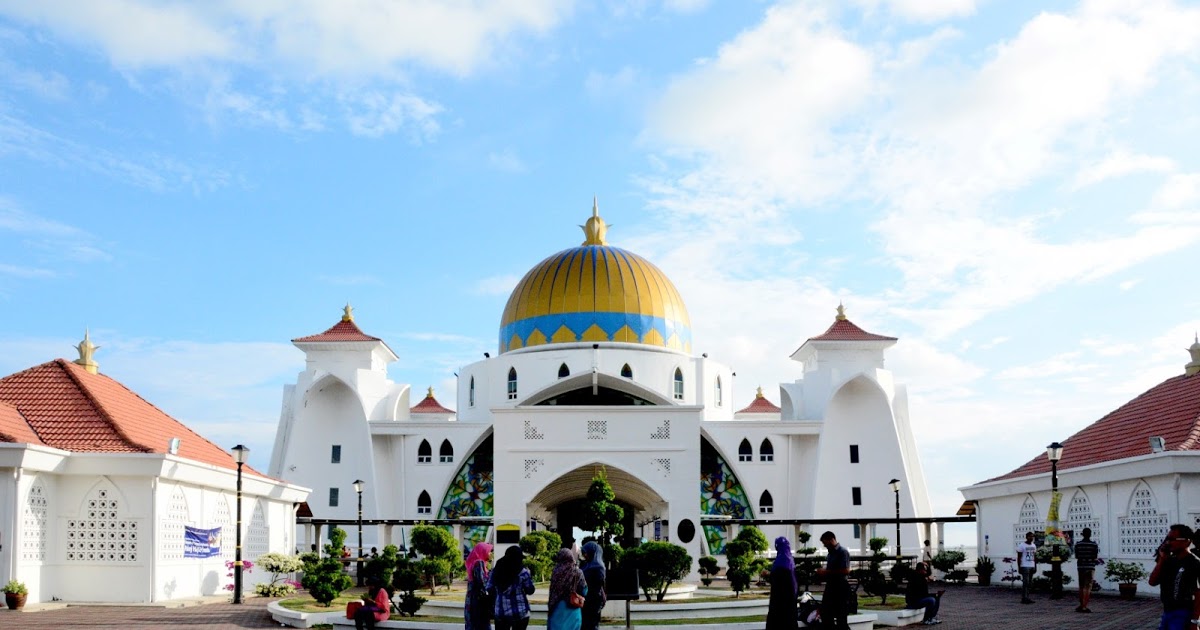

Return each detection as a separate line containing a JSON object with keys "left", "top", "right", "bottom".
{"left": 427, "top": 386, "right": 435, "bottom": 398}
{"left": 836, "top": 302, "right": 847, "bottom": 321}
{"left": 1187, "top": 332, "right": 1200, "bottom": 376}
{"left": 581, "top": 196, "right": 608, "bottom": 246}
{"left": 755, "top": 386, "right": 764, "bottom": 399}
{"left": 342, "top": 303, "right": 354, "bottom": 322}
{"left": 74, "top": 329, "right": 100, "bottom": 374}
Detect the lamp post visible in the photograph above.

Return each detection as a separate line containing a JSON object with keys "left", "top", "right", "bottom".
{"left": 1046, "top": 442, "right": 1064, "bottom": 600}
{"left": 231, "top": 444, "right": 250, "bottom": 604}
{"left": 889, "top": 478, "right": 902, "bottom": 562}
{"left": 353, "top": 479, "right": 365, "bottom": 586}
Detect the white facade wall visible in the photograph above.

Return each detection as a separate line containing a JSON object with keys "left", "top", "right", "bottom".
{"left": 963, "top": 453, "right": 1200, "bottom": 589}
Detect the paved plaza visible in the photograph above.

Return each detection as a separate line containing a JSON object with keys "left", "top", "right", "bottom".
{"left": 1, "top": 584, "right": 1165, "bottom": 629}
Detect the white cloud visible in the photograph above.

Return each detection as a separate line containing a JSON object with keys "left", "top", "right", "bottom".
{"left": 487, "top": 149, "right": 528, "bottom": 173}
{"left": 854, "top": 0, "right": 978, "bottom": 23}
{"left": 1071, "top": 149, "right": 1175, "bottom": 189}
{"left": 474, "top": 273, "right": 521, "bottom": 296}
{"left": 341, "top": 91, "right": 442, "bottom": 140}
{"left": 1152, "top": 172, "right": 1200, "bottom": 209}
{"left": 0, "top": 263, "right": 55, "bottom": 278}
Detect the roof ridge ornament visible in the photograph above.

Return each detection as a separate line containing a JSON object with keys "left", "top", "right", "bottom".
{"left": 74, "top": 329, "right": 100, "bottom": 374}
{"left": 427, "top": 386, "right": 435, "bottom": 398}
{"left": 342, "top": 303, "right": 354, "bottom": 322}
{"left": 836, "top": 302, "right": 847, "bottom": 321}
{"left": 1186, "top": 332, "right": 1200, "bottom": 376}
{"left": 755, "top": 386, "right": 764, "bottom": 399}
{"left": 581, "top": 196, "right": 608, "bottom": 246}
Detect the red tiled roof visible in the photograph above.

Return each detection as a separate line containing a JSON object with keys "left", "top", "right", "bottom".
{"left": 985, "top": 373, "right": 1200, "bottom": 483}
{"left": 809, "top": 317, "right": 897, "bottom": 342}
{"left": 411, "top": 387, "right": 454, "bottom": 414}
{"left": 0, "top": 401, "right": 44, "bottom": 445}
{"left": 737, "top": 389, "right": 781, "bottom": 414}
{"left": 0, "top": 359, "right": 256, "bottom": 473}
{"left": 293, "top": 318, "right": 382, "bottom": 343}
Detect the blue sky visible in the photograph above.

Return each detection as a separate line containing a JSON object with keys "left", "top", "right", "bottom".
{"left": 2, "top": 0, "right": 1199, "bottom": 546}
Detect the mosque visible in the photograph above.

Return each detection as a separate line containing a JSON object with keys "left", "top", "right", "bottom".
{"left": 269, "top": 204, "right": 934, "bottom": 568}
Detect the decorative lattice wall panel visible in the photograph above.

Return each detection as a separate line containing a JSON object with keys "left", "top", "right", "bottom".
{"left": 212, "top": 496, "right": 235, "bottom": 561}
{"left": 1013, "top": 495, "right": 1043, "bottom": 547}
{"left": 247, "top": 501, "right": 269, "bottom": 559}
{"left": 1065, "top": 491, "right": 1100, "bottom": 542}
{"left": 21, "top": 480, "right": 48, "bottom": 562}
{"left": 1119, "top": 484, "right": 1168, "bottom": 556}
{"left": 161, "top": 486, "right": 192, "bottom": 560}
{"left": 66, "top": 486, "right": 139, "bottom": 563}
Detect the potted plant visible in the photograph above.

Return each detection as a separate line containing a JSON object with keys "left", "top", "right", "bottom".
{"left": 3, "top": 579, "right": 27, "bottom": 610}
{"left": 1104, "top": 560, "right": 1148, "bottom": 600}
{"left": 975, "top": 556, "right": 996, "bottom": 586}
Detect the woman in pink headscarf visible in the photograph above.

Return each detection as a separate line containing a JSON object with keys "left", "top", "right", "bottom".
{"left": 465, "top": 542, "right": 494, "bottom": 630}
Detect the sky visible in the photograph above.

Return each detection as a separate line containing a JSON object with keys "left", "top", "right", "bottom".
{"left": 1, "top": 0, "right": 1199, "bottom": 548}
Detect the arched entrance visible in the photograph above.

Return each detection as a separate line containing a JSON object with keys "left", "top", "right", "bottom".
{"left": 528, "top": 463, "right": 666, "bottom": 547}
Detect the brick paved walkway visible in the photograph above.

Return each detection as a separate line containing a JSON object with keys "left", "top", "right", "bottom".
{"left": 0, "top": 585, "right": 1165, "bottom": 629}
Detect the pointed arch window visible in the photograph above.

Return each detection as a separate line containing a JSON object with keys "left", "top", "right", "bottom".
{"left": 760, "top": 438, "right": 774, "bottom": 462}
{"left": 418, "top": 439, "right": 432, "bottom": 464}
{"left": 673, "top": 368, "right": 684, "bottom": 400}
{"left": 760, "top": 490, "right": 774, "bottom": 514}
{"left": 716, "top": 376, "right": 723, "bottom": 406}
{"left": 558, "top": 363, "right": 570, "bottom": 378}
{"left": 507, "top": 368, "right": 518, "bottom": 400}
{"left": 738, "top": 438, "right": 753, "bottom": 462}
{"left": 469, "top": 376, "right": 475, "bottom": 407}
{"left": 621, "top": 364, "right": 633, "bottom": 378}
{"left": 439, "top": 439, "right": 454, "bottom": 463}
{"left": 417, "top": 491, "right": 432, "bottom": 515}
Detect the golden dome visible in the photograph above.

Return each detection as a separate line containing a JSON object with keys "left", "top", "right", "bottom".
{"left": 498, "top": 202, "right": 692, "bottom": 353}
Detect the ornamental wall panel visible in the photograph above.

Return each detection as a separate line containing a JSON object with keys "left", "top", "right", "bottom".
{"left": 65, "top": 482, "right": 139, "bottom": 564}
{"left": 161, "top": 485, "right": 192, "bottom": 561}
{"left": 21, "top": 478, "right": 48, "bottom": 562}
{"left": 1118, "top": 482, "right": 1168, "bottom": 557}
{"left": 1013, "top": 495, "right": 1043, "bottom": 548}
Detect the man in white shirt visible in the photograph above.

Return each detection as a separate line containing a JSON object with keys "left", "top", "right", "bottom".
{"left": 1015, "top": 531, "right": 1038, "bottom": 604}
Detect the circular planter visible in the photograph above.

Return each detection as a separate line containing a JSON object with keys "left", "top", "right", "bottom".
{"left": 1118, "top": 583, "right": 1138, "bottom": 600}
{"left": 5, "top": 592, "right": 26, "bottom": 610}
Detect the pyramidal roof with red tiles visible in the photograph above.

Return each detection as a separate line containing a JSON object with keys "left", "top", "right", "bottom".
{"left": 0, "top": 401, "right": 43, "bottom": 445}
{"left": 293, "top": 318, "right": 382, "bottom": 343}
{"left": 0, "top": 359, "right": 252, "bottom": 472}
{"left": 808, "top": 307, "right": 898, "bottom": 342}
{"left": 411, "top": 387, "right": 454, "bottom": 414}
{"left": 984, "top": 372, "right": 1200, "bottom": 483}
{"left": 737, "top": 387, "right": 781, "bottom": 414}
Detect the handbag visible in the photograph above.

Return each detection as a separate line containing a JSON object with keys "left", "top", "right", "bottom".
{"left": 568, "top": 590, "right": 585, "bottom": 609}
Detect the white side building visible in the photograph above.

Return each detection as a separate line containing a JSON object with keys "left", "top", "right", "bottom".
{"left": 0, "top": 341, "right": 309, "bottom": 604}
{"left": 960, "top": 339, "right": 1200, "bottom": 588}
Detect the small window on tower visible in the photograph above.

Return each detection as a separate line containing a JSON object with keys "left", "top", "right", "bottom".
{"left": 760, "top": 439, "right": 774, "bottom": 462}
{"left": 852, "top": 487, "right": 862, "bottom": 506}
{"left": 507, "top": 368, "right": 518, "bottom": 400}
{"left": 850, "top": 444, "right": 859, "bottom": 464}
{"left": 329, "top": 487, "right": 340, "bottom": 507}
{"left": 738, "top": 439, "right": 753, "bottom": 462}
{"left": 418, "top": 439, "right": 432, "bottom": 464}
{"left": 417, "top": 490, "right": 432, "bottom": 515}
{"left": 331, "top": 445, "right": 341, "bottom": 464}
{"left": 621, "top": 364, "right": 633, "bottom": 378}
{"left": 673, "top": 368, "right": 684, "bottom": 400}
{"left": 760, "top": 490, "right": 774, "bottom": 514}
{"left": 558, "top": 363, "right": 570, "bottom": 378}
{"left": 439, "top": 439, "right": 454, "bottom": 463}
{"left": 469, "top": 376, "right": 475, "bottom": 407}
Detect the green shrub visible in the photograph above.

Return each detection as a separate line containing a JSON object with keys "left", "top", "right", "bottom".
{"left": 300, "top": 528, "right": 354, "bottom": 606}
{"left": 1034, "top": 545, "right": 1072, "bottom": 563}
{"left": 1104, "top": 560, "right": 1148, "bottom": 584}
{"left": 364, "top": 545, "right": 399, "bottom": 588}
{"left": 698, "top": 556, "right": 720, "bottom": 586}
{"left": 254, "top": 552, "right": 304, "bottom": 598}
{"left": 391, "top": 556, "right": 428, "bottom": 617}
{"left": 622, "top": 542, "right": 693, "bottom": 602}
{"left": 411, "top": 525, "right": 461, "bottom": 593}
{"left": 931, "top": 550, "right": 966, "bottom": 573}
{"left": 735, "top": 526, "right": 769, "bottom": 553}
{"left": 794, "top": 530, "right": 819, "bottom": 592}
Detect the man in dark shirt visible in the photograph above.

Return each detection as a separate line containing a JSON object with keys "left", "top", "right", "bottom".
{"left": 1073, "top": 527, "right": 1099, "bottom": 613}
{"left": 817, "top": 531, "right": 851, "bottom": 629}
{"left": 1148, "top": 523, "right": 1200, "bottom": 630}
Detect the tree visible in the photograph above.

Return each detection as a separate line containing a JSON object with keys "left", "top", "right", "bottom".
{"left": 577, "top": 467, "right": 625, "bottom": 546}
{"left": 622, "top": 542, "right": 692, "bottom": 602}
{"left": 364, "top": 544, "right": 400, "bottom": 589}
{"left": 391, "top": 556, "right": 428, "bottom": 617}
{"left": 698, "top": 556, "right": 720, "bottom": 587}
{"left": 852, "top": 537, "right": 891, "bottom": 605}
{"left": 794, "top": 530, "right": 820, "bottom": 592}
{"left": 411, "top": 525, "right": 462, "bottom": 594}
{"left": 520, "top": 531, "right": 562, "bottom": 582}
{"left": 300, "top": 527, "right": 354, "bottom": 606}
{"left": 735, "top": 526, "right": 769, "bottom": 553}
{"left": 724, "top": 540, "right": 753, "bottom": 597}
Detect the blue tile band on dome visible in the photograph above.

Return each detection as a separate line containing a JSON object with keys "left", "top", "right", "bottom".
{"left": 498, "top": 312, "right": 692, "bottom": 352}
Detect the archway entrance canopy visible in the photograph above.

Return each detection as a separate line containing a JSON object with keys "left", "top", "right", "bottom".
{"left": 530, "top": 464, "right": 664, "bottom": 512}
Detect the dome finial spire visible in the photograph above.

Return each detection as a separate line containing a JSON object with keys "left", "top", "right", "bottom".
{"left": 836, "top": 302, "right": 847, "bottom": 321}
{"left": 74, "top": 328, "right": 100, "bottom": 374}
{"left": 342, "top": 303, "right": 354, "bottom": 322}
{"left": 581, "top": 197, "right": 608, "bottom": 245}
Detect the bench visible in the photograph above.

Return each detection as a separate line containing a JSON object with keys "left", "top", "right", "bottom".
{"left": 870, "top": 606, "right": 926, "bottom": 626}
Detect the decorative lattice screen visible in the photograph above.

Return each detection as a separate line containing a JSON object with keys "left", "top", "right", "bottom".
{"left": 161, "top": 486, "right": 191, "bottom": 560}
{"left": 21, "top": 480, "right": 48, "bottom": 562}
{"left": 66, "top": 486, "right": 138, "bottom": 563}
{"left": 1119, "top": 484, "right": 1168, "bottom": 556}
